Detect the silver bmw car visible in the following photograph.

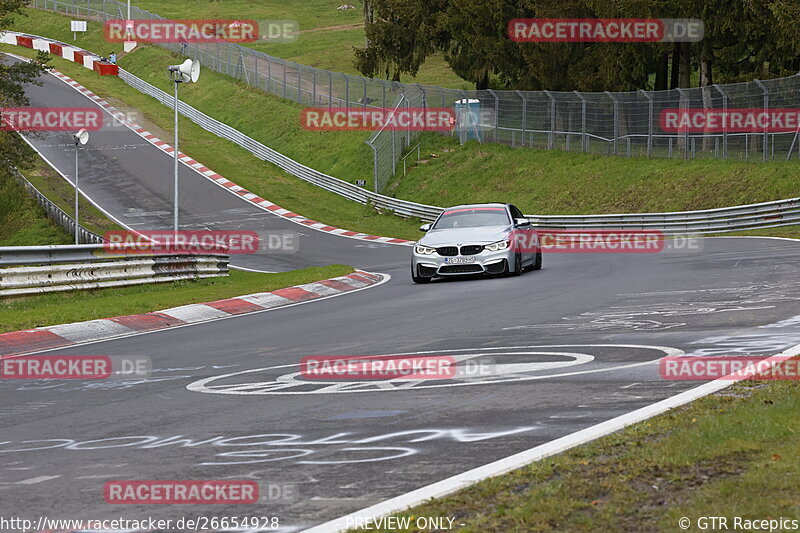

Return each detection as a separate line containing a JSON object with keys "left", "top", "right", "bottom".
{"left": 411, "top": 203, "right": 541, "bottom": 283}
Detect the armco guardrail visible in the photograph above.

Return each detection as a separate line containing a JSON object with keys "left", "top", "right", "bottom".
{"left": 0, "top": 244, "right": 229, "bottom": 296}
{"left": 120, "top": 67, "right": 800, "bottom": 234}
{"left": 5, "top": 32, "right": 798, "bottom": 235}
{"left": 14, "top": 171, "right": 104, "bottom": 244}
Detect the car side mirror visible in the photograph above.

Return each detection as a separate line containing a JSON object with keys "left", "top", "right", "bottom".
{"left": 420, "top": 223, "right": 431, "bottom": 232}
{"left": 515, "top": 218, "right": 530, "bottom": 227}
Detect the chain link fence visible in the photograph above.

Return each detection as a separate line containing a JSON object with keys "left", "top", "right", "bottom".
{"left": 30, "top": 0, "right": 800, "bottom": 196}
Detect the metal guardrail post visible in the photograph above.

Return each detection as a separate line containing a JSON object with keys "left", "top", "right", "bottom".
{"left": 605, "top": 91, "right": 618, "bottom": 155}
{"left": 755, "top": 79, "right": 769, "bottom": 162}
{"left": 544, "top": 90, "right": 555, "bottom": 149}
{"left": 516, "top": 90, "right": 526, "bottom": 147}
{"left": 639, "top": 89, "right": 653, "bottom": 157}
{"left": 574, "top": 91, "right": 587, "bottom": 152}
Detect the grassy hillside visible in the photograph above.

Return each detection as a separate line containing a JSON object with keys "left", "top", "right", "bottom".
{"left": 6, "top": 7, "right": 800, "bottom": 241}
{"left": 0, "top": 169, "right": 72, "bottom": 246}
{"left": 129, "top": 0, "right": 472, "bottom": 89}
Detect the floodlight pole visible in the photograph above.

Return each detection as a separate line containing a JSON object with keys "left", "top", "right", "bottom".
{"left": 173, "top": 76, "right": 180, "bottom": 234}
{"left": 74, "top": 139, "right": 80, "bottom": 244}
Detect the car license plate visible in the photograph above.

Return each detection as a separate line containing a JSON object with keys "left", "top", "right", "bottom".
{"left": 447, "top": 256, "right": 476, "bottom": 264}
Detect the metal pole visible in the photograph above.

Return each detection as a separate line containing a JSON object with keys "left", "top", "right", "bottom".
{"left": 487, "top": 89, "right": 499, "bottom": 143}
{"left": 606, "top": 91, "right": 618, "bottom": 155}
{"left": 755, "top": 79, "right": 769, "bottom": 162}
{"left": 713, "top": 84, "right": 728, "bottom": 158}
{"left": 74, "top": 142, "right": 79, "bottom": 244}
{"left": 173, "top": 79, "right": 179, "bottom": 233}
{"left": 677, "top": 88, "right": 689, "bottom": 160}
{"left": 574, "top": 91, "right": 587, "bottom": 152}
{"left": 545, "top": 90, "right": 555, "bottom": 149}
{"left": 639, "top": 89, "right": 653, "bottom": 157}
{"left": 516, "top": 90, "right": 526, "bottom": 147}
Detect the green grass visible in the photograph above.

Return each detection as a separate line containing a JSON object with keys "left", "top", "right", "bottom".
{"left": 128, "top": 0, "right": 471, "bottom": 88}
{"left": 394, "top": 139, "right": 800, "bottom": 215}
{"left": 1, "top": 41, "right": 425, "bottom": 239}
{"left": 0, "top": 169, "right": 72, "bottom": 246}
{"left": 7, "top": 7, "right": 800, "bottom": 241}
{"left": 19, "top": 156, "right": 122, "bottom": 236}
{"left": 0, "top": 264, "right": 353, "bottom": 333}
{"left": 350, "top": 377, "right": 800, "bottom": 532}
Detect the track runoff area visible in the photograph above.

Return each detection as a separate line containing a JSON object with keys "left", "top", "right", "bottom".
{"left": 2, "top": 22, "right": 800, "bottom": 533}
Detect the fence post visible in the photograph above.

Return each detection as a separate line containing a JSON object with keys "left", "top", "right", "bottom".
{"left": 606, "top": 91, "right": 619, "bottom": 155}
{"left": 639, "top": 89, "right": 653, "bottom": 157}
{"left": 345, "top": 75, "right": 349, "bottom": 105}
{"left": 297, "top": 64, "right": 302, "bottom": 102}
{"left": 541, "top": 90, "right": 555, "bottom": 149}
{"left": 713, "top": 84, "right": 728, "bottom": 158}
{"left": 282, "top": 60, "right": 287, "bottom": 99}
{"left": 368, "top": 141, "right": 379, "bottom": 193}
{"left": 487, "top": 89, "right": 500, "bottom": 143}
{"left": 515, "top": 90, "right": 526, "bottom": 146}
{"left": 328, "top": 73, "right": 333, "bottom": 107}
{"left": 416, "top": 83, "right": 427, "bottom": 108}
{"left": 574, "top": 91, "right": 587, "bottom": 152}
{"left": 361, "top": 76, "right": 368, "bottom": 109}
{"left": 755, "top": 79, "right": 769, "bottom": 162}
{"left": 312, "top": 70, "right": 316, "bottom": 105}
{"left": 405, "top": 95, "right": 410, "bottom": 146}
{"left": 677, "top": 88, "right": 689, "bottom": 160}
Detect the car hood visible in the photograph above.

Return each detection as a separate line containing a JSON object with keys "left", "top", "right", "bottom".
{"left": 419, "top": 226, "right": 512, "bottom": 246}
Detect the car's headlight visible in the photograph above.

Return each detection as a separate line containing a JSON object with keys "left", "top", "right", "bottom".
{"left": 485, "top": 239, "right": 510, "bottom": 252}
{"left": 414, "top": 244, "right": 436, "bottom": 255}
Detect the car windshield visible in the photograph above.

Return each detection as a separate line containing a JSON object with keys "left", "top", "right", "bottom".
{"left": 433, "top": 207, "right": 510, "bottom": 229}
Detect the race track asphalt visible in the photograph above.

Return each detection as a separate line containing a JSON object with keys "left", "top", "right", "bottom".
{"left": 3, "top": 59, "right": 800, "bottom": 532}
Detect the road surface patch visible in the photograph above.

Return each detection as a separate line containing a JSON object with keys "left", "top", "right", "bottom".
{"left": 0, "top": 270, "right": 384, "bottom": 358}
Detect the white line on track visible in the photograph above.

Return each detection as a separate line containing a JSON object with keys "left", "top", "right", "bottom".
{"left": 305, "top": 342, "right": 800, "bottom": 532}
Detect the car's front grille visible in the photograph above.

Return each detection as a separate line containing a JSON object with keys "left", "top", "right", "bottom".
{"left": 436, "top": 246, "right": 458, "bottom": 257}
{"left": 439, "top": 264, "right": 483, "bottom": 274}
{"left": 460, "top": 245, "right": 483, "bottom": 255}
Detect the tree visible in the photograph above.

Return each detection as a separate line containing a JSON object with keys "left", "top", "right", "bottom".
{"left": 0, "top": 0, "right": 51, "bottom": 176}
{"left": 354, "top": 0, "right": 439, "bottom": 81}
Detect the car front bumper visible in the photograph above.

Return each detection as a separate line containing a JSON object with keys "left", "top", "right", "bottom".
{"left": 412, "top": 248, "right": 515, "bottom": 278}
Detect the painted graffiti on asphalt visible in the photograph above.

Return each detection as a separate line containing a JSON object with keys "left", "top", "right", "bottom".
{"left": 0, "top": 427, "right": 537, "bottom": 466}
